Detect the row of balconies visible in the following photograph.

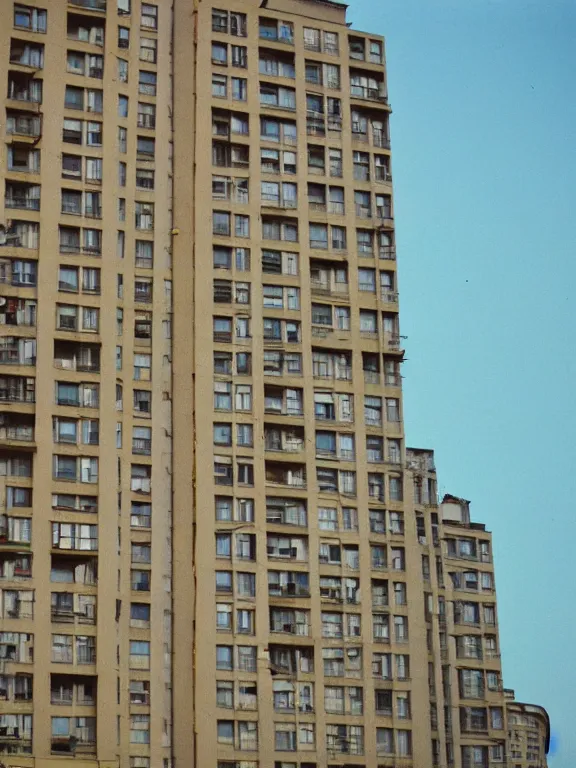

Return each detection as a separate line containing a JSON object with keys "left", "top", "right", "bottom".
{"left": 0, "top": 551, "right": 150, "bottom": 596}
{"left": 216, "top": 532, "right": 404, "bottom": 571}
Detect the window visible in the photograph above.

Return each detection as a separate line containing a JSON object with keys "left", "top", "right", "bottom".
{"left": 118, "top": 58, "right": 129, "bottom": 82}
{"left": 118, "top": 27, "right": 130, "bottom": 48}
{"left": 138, "top": 70, "right": 156, "bottom": 96}
{"left": 212, "top": 9, "right": 247, "bottom": 36}
{"left": 141, "top": 4, "right": 158, "bottom": 30}
{"left": 212, "top": 74, "right": 227, "bottom": 98}
{"left": 232, "top": 77, "right": 247, "bottom": 101}
{"left": 15, "top": 4, "right": 47, "bottom": 32}
{"left": 259, "top": 18, "right": 294, "bottom": 44}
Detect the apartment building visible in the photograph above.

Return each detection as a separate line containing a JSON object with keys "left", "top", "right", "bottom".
{"left": 0, "top": 1, "right": 549, "bottom": 768}
{"left": 506, "top": 692, "right": 550, "bottom": 768}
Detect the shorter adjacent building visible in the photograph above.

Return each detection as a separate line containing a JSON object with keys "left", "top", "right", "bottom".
{"left": 506, "top": 690, "right": 550, "bottom": 768}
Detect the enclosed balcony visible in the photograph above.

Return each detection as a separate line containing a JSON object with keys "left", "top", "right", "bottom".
{"left": 6, "top": 111, "right": 41, "bottom": 141}
{"left": 0, "top": 632, "right": 33, "bottom": 665}
{"left": 265, "top": 497, "right": 307, "bottom": 528}
{"left": 0, "top": 713, "right": 32, "bottom": 753}
{"left": 0, "top": 673, "right": 33, "bottom": 703}
{"left": 0, "top": 221, "right": 39, "bottom": 250}
{"left": 264, "top": 425, "right": 305, "bottom": 454}
{"left": 67, "top": 14, "right": 104, "bottom": 46}
{"left": 350, "top": 70, "right": 387, "bottom": 104}
{"left": 0, "top": 554, "right": 32, "bottom": 581}
{"left": 0, "top": 375, "right": 35, "bottom": 404}
{"left": 268, "top": 571, "right": 310, "bottom": 598}
{"left": 51, "top": 555, "right": 97, "bottom": 586}
{"left": 265, "top": 461, "right": 306, "bottom": 489}
{"left": 270, "top": 608, "right": 309, "bottom": 637}
{"left": 53, "top": 340, "right": 100, "bottom": 374}
{"left": 0, "top": 414, "right": 34, "bottom": 446}
{"left": 312, "top": 350, "right": 352, "bottom": 382}
{"left": 9, "top": 41, "right": 44, "bottom": 71}
{"left": 264, "top": 385, "right": 303, "bottom": 417}
{"left": 59, "top": 226, "right": 101, "bottom": 257}
{"left": 0, "top": 296, "right": 36, "bottom": 327}
{"left": 310, "top": 261, "right": 349, "bottom": 299}
{"left": 51, "top": 523, "right": 98, "bottom": 554}
{"left": 51, "top": 592, "right": 96, "bottom": 626}
{"left": 5, "top": 183, "right": 40, "bottom": 212}
{"left": 351, "top": 109, "right": 390, "bottom": 149}
{"left": 0, "top": 337, "right": 35, "bottom": 368}
{"left": 0, "top": 513, "right": 32, "bottom": 550}
{"left": 51, "top": 716, "right": 96, "bottom": 757}
{"left": 51, "top": 675, "right": 96, "bottom": 706}
{"left": 7, "top": 74, "right": 42, "bottom": 108}
{"left": 268, "top": 644, "right": 314, "bottom": 676}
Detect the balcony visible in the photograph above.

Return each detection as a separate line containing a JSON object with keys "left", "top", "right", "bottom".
{"left": 310, "top": 279, "right": 350, "bottom": 299}
{"left": 269, "top": 583, "right": 310, "bottom": 598}
{"left": 264, "top": 429, "right": 305, "bottom": 454}
{"left": 0, "top": 415, "right": 35, "bottom": 445}
{"left": 51, "top": 555, "right": 97, "bottom": 585}
{"left": 59, "top": 234, "right": 101, "bottom": 257}
{"left": 7, "top": 76, "right": 42, "bottom": 110}
{"left": 379, "top": 245, "right": 396, "bottom": 260}
{"left": 373, "top": 128, "right": 391, "bottom": 149}
{"left": 350, "top": 84, "right": 388, "bottom": 104}
{"left": 1, "top": 261, "right": 36, "bottom": 286}
{"left": 0, "top": 553, "right": 32, "bottom": 579}
{"left": 51, "top": 606, "right": 96, "bottom": 626}
{"left": 265, "top": 462, "right": 306, "bottom": 489}
{"left": 0, "top": 721, "right": 32, "bottom": 754}
{"left": 69, "top": 0, "right": 107, "bottom": 9}
{"left": 51, "top": 734, "right": 96, "bottom": 757}
{"left": 53, "top": 341, "right": 100, "bottom": 373}
{"left": 51, "top": 675, "right": 96, "bottom": 706}
{"left": 5, "top": 196, "right": 39, "bottom": 212}
{"left": 132, "top": 438, "right": 151, "bottom": 456}
{"left": 6, "top": 113, "right": 41, "bottom": 141}
{"left": 355, "top": 203, "right": 372, "bottom": 219}
{"left": 137, "top": 113, "right": 156, "bottom": 129}
{"left": 364, "top": 370, "right": 380, "bottom": 386}
{"left": 0, "top": 377, "right": 35, "bottom": 404}
{"left": 376, "top": 206, "right": 394, "bottom": 228}
{"left": 263, "top": 389, "right": 303, "bottom": 418}
{"left": 0, "top": 342, "right": 36, "bottom": 368}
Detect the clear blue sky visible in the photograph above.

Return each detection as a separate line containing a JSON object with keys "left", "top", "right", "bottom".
{"left": 349, "top": 0, "right": 576, "bottom": 764}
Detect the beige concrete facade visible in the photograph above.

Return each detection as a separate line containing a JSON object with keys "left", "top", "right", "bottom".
{"left": 0, "top": 1, "right": 549, "bottom": 768}
{"left": 505, "top": 692, "right": 550, "bottom": 768}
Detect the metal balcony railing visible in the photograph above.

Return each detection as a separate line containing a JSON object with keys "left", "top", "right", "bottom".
{"left": 5, "top": 196, "right": 40, "bottom": 211}
{"left": 350, "top": 85, "right": 388, "bottom": 103}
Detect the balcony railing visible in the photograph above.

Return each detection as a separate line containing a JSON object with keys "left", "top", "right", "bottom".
{"left": 137, "top": 114, "right": 156, "bottom": 129}
{"left": 310, "top": 280, "right": 349, "bottom": 298}
{"left": 69, "top": 0, "right": 107, "bottom": 8}
{"left": 59, "top": 242, "right": 101, "bottom": 257}
{"left": 132, "top": 438, "right": 151, "bottom": 455}
{"left": 0, "top": 425, "right": 34, "bottom": 441}
{"left": 364, "top": 370, "right": 380, "bottom": 385}
{"left": 355, "top": 204, "right": 372, "bottom": 219}
{"left": 0, "top": 388, "right": 35, "bottom": 403}
{"left": 379, "top": 246, "right": 396, "bottom": 260}
{"left": 373, "top": 130, "right": 391, "bottom": 149}
{"left": 54, "top": 357, "right": 100, "bottom": 373}
{"left": 5, "top": 197, "right": 40, "bottom": 211}
{"left": 350, "top": 85, "right": 388, "bottom": 103}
